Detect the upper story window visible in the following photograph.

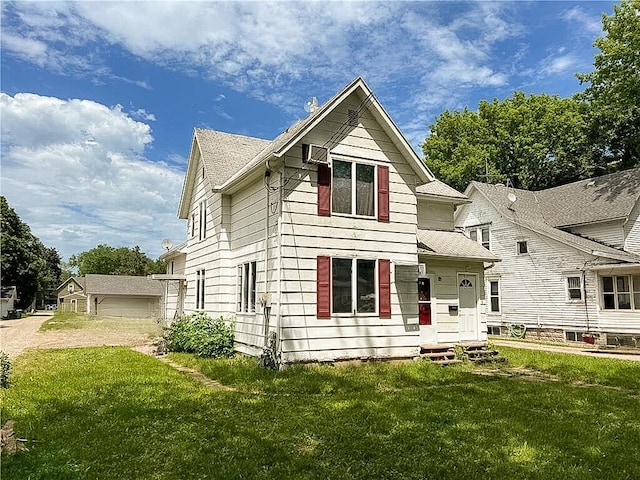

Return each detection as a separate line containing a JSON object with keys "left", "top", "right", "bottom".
{"left": 332, "top": 160, "right": 375, "bottom": 217}
{"left": 315, "top": 153, "right": 389, "bottom": 222}
{"left": 517, "top": 240, "right": 528, "bottom": 255}
{"left": 68, "top": 283, "right": 74, "bottom": 293}
{"left": 191, "top": 213, "right": 196, "bottom": 238}
{"left": 468, "top": 225, "right": 491, "bottom": 250}
{"left": 198, "top": 200, "right": 208, "bottom": 241}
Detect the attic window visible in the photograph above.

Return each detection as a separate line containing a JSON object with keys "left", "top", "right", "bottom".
{"left": 68, "top": 283, "right": 74, "bottom": 293}
{"left": 517, "top": 240, "right": 528, "bottom": 255}
{"left": 348, "top": 109, "right": 359, "bottom": 127}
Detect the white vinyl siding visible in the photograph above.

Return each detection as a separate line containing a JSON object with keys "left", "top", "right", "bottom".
{"left": 277, "top": 91, "right": 423, "bottom": 362}
{"left": 566, "top": 220, "right": 625, "bottom": 250}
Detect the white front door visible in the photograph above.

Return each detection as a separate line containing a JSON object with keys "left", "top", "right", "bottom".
{"left": 458, "top": 274, "right": 479, "bottom": 341}
{"left": 70, "top": 299, "right": 77, "bottom": 313}
{"left": 419, "top": 276, "right": 437, "bottom": 344}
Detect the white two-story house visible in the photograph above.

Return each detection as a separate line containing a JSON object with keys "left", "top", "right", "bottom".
{"left": 456, "top": 169, "right": 640, "bottom": 347}
{"left": 168, "top": 77, "right": 497, "bottom": 363}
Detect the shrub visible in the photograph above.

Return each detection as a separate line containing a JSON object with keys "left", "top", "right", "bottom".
{"left": 0, "top": 351, "right": 11, "bottom": 388}
{"left": 166, "top": 312, "right": 235, "bottom": 358}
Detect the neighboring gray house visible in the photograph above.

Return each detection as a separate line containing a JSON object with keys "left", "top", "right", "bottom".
{"left": 174, "top": 77, "right": 497, "bottom": 364}
{"left": 57, "top": 277, "right": 87, "bottom": 313}
{"left": 455, "top": 168, "right": 640, "bottom": 346}
{"left": 57, "top": 274, "right": 162, "bottom": 318}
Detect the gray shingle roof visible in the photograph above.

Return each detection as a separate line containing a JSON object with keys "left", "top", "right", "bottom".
{"left": 469, "top": 168, "right": 640, "bottom": 228}
{"left": 537, "top": 168, "right": 640, "bottom": 227}
{"left": 467, "top": 168, "right": 640, "bottom": 263}
{"left": 194, "top": 128, "right": 271, "bottom": 187}
{"left": 84, "top": 274, "right": 163, "bottom": 296}
{"left": 417, "top": 229, "right": 500, "bottom": 262}
{"left": 416, "top": 179, "right": 468, "bottom": 201}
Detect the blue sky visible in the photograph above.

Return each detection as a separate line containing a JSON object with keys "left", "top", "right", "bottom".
{"left": 1, "top": 1, "right": 613, "bottom": 262}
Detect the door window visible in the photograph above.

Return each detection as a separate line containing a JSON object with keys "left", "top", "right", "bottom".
{"left": 418, "top": 277, "right": 431, "bottom": 325}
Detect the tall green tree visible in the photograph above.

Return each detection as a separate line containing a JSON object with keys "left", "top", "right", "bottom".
{"left": 422, "top": 93, "right": 591, "bottom": 191}
{"left": 70, "top": 244, "right": 165, "bottom": 276}
{"left": 577, "top": 0, "right": 640, "bottom": 169}
{"left": 0, "top": 196, "right": 57, "bottom": 309}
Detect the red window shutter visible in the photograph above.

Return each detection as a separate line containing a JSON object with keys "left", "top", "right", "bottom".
{"left": 379, "top": 259, "right": 391, "bottom": 318}
{"left": 317, "top": 256, "right": 331, "bottom": 318}
{"left": 378, "top": 165, "right": 389, "bottom": 222}
{"left": 317, "top": 163, "right": 331, "bottom": 216}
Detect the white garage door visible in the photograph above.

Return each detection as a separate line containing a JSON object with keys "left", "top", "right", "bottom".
{"left": 98, "top": 296, "right": 158, "bottom": 318}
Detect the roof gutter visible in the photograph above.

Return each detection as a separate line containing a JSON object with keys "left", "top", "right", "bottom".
{"left": 416, "top": 192, "right": 471, "bottom": 205}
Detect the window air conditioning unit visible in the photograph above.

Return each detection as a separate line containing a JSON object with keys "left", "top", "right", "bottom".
{"left": 302, "top": 144, "right": 330, "bottom": 166}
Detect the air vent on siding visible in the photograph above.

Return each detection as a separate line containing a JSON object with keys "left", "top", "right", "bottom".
{"left": 302, "top": 144, "right": 331, "bottom": 165}
{"left": 348, "top": 109, "right": 359, "bottom": 127}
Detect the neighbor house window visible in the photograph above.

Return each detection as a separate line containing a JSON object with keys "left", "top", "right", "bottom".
{"left": 237, "top": 261, "right": 257, "bottom": 313}
{"left": 469, "top": 225, "right": 491, "bottom": 250}
{"left": 601, "top": 275, "right": 640, "bottom": 310}
{"left": 316, "top": 257, "right": 391, "bottom": 318}
{"left": 198, "top": 200, "right": 208, "bottom": 241}
{"left": 517, "top": 240, "right": 528, "bottom": 255}
{"left": 195, "top": 269, "right": 205, "bottom": 310}
{"left": 565, "top": 331, "right": 584, "bottom": 342}
{"left": 489, "top": 280, "right": 500, "bottom": 313}
{"left": 567, "top": 276, "right": 583, "bottom": 301}
{"left": 332, "top": 160, "right": 375, "bottom": 217}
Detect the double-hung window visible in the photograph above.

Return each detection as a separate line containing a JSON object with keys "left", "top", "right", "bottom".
{"left": 332, "top": 160, "right": 375, "bottom": 217}
{"left": 237, "top": 261, "right": 257, "bottom": 313}
{"left": 468, "top": 225, "right": 491, "bottom": 250}
{"left": 602, "top": 275, "right": 640, "bottom": 310}
{"left": 567, "top": 276, "right": 583, "bottom": 301}
{"left": 489, "top": 280, "right": 500, "bottom": 313}
{"left": 317, "top": 257, "right": 391, "bottom": 318}
{"left": 332, "top": 258, "right": 376, "bottom": 314}
{"left": 316, "top": 155, "right": 389, "bottom": 221}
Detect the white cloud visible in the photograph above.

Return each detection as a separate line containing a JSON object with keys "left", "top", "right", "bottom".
{"left": 541, "top": 54, "right": 579, "bottom": 75}
{"left": 0, "top": 92, "right": 185, "bottom": 260}
{"left": 562, "top": 7, "right": 603, "bottom": 36}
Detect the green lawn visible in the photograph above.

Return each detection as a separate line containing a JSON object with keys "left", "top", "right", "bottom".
{"left": 39, "top": 311, "right": 163, "bottom": 337}
{"left": 2, "top": 347, "right": 639, "bottom": 479}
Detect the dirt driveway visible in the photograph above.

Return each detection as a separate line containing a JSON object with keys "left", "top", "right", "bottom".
{"left": 0, "top": 312, "right": 162, "bottom": 359}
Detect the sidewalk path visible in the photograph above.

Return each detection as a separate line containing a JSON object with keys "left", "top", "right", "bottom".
{"left": 0, "top": 312, "right": 54, "bottom": 358}
{"left": 493, "top": 339, "right": 640, "bottom": 362}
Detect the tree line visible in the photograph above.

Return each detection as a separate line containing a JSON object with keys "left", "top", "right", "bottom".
{"left": 422, "top": 0, "right": 639, "bottom": 192}
{"left": 1, "top": 196, "right": 164, "bottom": 310}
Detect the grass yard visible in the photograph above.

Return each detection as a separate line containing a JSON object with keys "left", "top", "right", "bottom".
{"left": 2, "top": 347, "right": 640, "bottom": 480}
{"left": 40, "top": 311, "right": 163, "bottom": 335}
